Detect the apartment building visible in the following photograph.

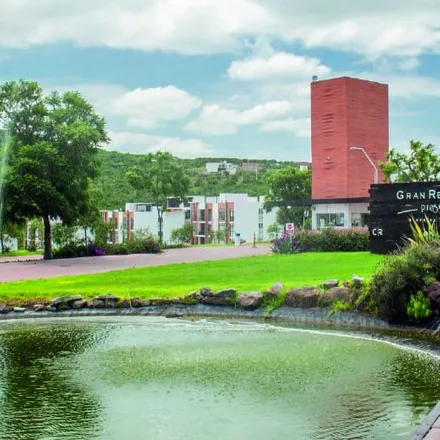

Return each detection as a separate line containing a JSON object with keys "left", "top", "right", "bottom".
{"left": 101, "top": 194, "right": 277, "bottom": 244}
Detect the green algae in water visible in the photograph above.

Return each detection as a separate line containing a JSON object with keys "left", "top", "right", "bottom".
{"left": 0, "top": 318, "right": 440, "bottom": 440}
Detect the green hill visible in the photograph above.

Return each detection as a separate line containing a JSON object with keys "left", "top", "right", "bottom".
{"left": 94, "top": 150, "right": 304, "bottom": 210}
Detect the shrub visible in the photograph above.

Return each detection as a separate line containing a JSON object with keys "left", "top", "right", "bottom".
{"left": 53, "top": 237, "right": 161, "bottom": 259}
{"left": 295, "top": 228, "right": 369, "bottom": 252}
{"left": 407, "top": 291, "right": 432, "bottom": 320}
{"left": 369, "top": 244, "right": 440, "bottom": 322}
{"left": 271, "top": 228, "right": 369, "bottom": 254}
{"left": 271, "top": 233, "right": 296, "bottom": 254}
{"left": 171, "top": 222, "right": 194, "bottom": 244}
{"left": 52, "top": 244, "right": 89, "bottom": 259}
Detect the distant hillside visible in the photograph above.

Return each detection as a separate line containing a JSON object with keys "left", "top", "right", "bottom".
{"left": 94, "top": 150, "right": 307, "bottom": 210}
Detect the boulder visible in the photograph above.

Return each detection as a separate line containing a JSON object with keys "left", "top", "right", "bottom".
{"left": 13, "top": 307, "right": 26, "bottom": 313}
{"left": 87, "top": 299, "right": 105, "bottom": 309}
{"left": 200, "top": 289, "right": 236, "bottom": 306}
{"left": 266, "top": 282, "right": 284, "bottom": 297}
{"left": 130, "top": 298, "right": 142, "bottom": 308}
{"left": 237, "top": 292, "right": 263, "bottom": 310}
{"left": 285, "top": 287, "right": 318, "bottom": 308}
{"left": 71, "top": 300, "right": 87, "bottom": 310}
{"left": 46, "top": 306, "right": 57, "bottom": 312}
{"left": 324, "top": 279, "right": 339, "bottom": 289}
{"left": 428, "top": 281, "right": 440, "bottom": 309}
{"left": 33, "top": 304, "right": 46, "bottom": 312}
{"left": 199, "top": 287, "right": 213, "bottom": 297}
{"left": 352, "top": 276, "right": 364, "bottom": 287}
{"left": 141, "top": 300, "right": 151, "bottom": 307}
{"left": 184, "top": 291, "right": 202, "bottom": 303}
{"left": 118, "top": 299, "right": 131, "bottom": 308}
{"left": 321, "top": 287, "right": 352, "bottom": 305}
{"left": 51, "top": 295, "right": 83, "bottom": 308}
{"left": 0, "top": 303, "right": 11, "bottom": 314}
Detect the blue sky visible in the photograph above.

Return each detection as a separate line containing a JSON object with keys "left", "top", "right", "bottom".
{"left": 1, "top": 0, "right": 440, "bottom": 160}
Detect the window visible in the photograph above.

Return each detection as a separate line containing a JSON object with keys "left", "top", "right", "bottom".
{"left": 229, "top": 209, "right": 235, "bottom": 222}
{"left": 199, "top": 223, "right": 205, "bottom": 236}
{"left": 199, "top": 209, "right": 205, "bottom": 221}
{"left": 351, "top": 213, "right": 368, "bottom": 227}
{"left": 316, "top": 213, "right": 345, "bottom": 229}
{"left": 229, "top": 223, "right": 234, "bottom": 236}
{"left": 219, "top": 209, "right": 226, "bottom": 221}
{"left": 207, "top": 209, "right": 212, "bottom": 222}
{"left": 136, "top": 204, "right": 151, "bottom": 212}
{"left": 185, "top": 210, "right": 191, "bottom": 220}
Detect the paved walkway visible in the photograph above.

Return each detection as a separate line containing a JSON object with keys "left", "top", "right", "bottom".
{"left": 0, "top": 245, "right": 271, "bottom": 282}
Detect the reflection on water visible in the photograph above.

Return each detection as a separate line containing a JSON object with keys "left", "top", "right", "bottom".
{"left": 0, "top": 317, "right": 438, "bottom": 440}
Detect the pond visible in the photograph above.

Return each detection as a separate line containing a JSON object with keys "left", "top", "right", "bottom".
{"left": 0, "top": 317, "right": 439, "bottom": 440}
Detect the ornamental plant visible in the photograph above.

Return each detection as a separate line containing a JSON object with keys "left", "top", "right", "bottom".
{"left": 271, "top": 232, "right": 296, "bottom": 254}
{"left": 407, "top": 291, "right": 432, "bottom": 320}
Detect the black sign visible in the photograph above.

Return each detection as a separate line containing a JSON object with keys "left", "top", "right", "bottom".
{"left": 369, "top": 182, "right": 440, "bottom": 254}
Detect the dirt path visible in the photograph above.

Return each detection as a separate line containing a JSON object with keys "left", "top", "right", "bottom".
{"left": 0, "top": 245, "right": 271, "bottom": 282}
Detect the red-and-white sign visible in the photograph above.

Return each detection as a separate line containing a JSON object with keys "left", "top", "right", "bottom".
{"left": 286, "top": 223, "right": 294, "bottom": 233}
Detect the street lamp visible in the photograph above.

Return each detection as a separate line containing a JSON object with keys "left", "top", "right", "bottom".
{"left": 350, "top": 146, "right": 379, "bottom": 184}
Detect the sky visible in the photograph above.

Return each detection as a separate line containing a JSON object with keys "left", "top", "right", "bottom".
{"left": 1, "top": 0, "right": 440, "bottom": 160}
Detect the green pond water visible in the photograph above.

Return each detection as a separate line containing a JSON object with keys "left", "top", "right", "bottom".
{"left": 0, "top": 317, "right": 439, "bottom": 440}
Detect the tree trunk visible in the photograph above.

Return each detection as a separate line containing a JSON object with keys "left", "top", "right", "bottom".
{"left": 84, "top": 227, "right": 87, "bottom": 246}
{"left": 157, "top": 210, "right": 163, "bottom": 244}
{"left": 0, "top": 230, "right": 4, "bottom": 254}
{"left": 43, "top": 215, "right": 52, "bottom": 260}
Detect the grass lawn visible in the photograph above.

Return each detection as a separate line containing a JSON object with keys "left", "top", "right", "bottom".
{"left": 0, "top": 250, "right": 42, "bottom": 258}
{"left": 0, "top": 252, "right": 383, "bottom": 302}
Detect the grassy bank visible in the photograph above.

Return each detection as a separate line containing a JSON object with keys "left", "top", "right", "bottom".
{"left": 0, "top": 252, "right": 383, "bottom": 302}
{"left": 0, "top": 250, "right": 42, "bottom": 258}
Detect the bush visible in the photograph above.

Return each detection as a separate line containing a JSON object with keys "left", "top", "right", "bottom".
{"left": 52, "top": 244, "right": 89, "bottom": 259}
{"left": 369, "top": 244, "right": 440, "bottom": 322}
{"left": 271, "top": 233, "right": 296, "bottom": 254}
{"left": 53, "top": 237, "right": 161, "bottom": 259}
{"left": 295, "top": 228, "right": 369, "bottom": 252}
{"left": 171, "top": 223, "right": 194, "bottom": 244}
{"left": 271, "top": 228, "right": 369, "bottom": 254}
{"left": 407, "top": 291, "right": 432, "bottom": 320}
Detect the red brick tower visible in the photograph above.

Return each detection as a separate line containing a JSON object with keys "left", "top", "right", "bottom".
{"left": 311, "top": 77, "right": 389, "bottom": 200}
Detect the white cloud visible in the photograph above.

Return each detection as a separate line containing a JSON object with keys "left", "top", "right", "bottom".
{"left": 1, "top": 0, "right": 440, "bottom": 62}
{"left": 260, "top": 118, "right": 311, "bottom": 137}
{"left": 111, "top": 86, "right": 201, "bottom": 129}
{"left": 108, "top": 131, "right": 214, "bottom": 157}
{"left": 186, "top": 100, "right": 292, "bottom": 135}
{"left": 227, "top": 52, "right": 331, "bottom": 81}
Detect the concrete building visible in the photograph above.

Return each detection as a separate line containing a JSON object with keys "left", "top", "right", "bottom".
{"left": 101, "top": 194, "right": 277, "bottom": 245}
{"left": 189, "top": 193, "right": 277, "bottom": 244}
{"left": 310, "top": 76, "right": 389, "bottom": 229}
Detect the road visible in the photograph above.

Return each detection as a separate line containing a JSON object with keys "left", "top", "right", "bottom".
{"left": 0, "top": 245, "right": 271, "bottom": 282}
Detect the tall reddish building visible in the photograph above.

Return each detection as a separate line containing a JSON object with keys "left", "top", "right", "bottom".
{"left": 310, "top": 77, "right": 389, "bottom": 229}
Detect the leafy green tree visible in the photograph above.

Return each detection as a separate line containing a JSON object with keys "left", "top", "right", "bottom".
{"left": 379, "top": 140, "right": 440, "bottom": 183}
{"left": 170, "top": 222, "right": 194, "bottom": 244}
{"left": 76, "top": 186, "right": 103, "bottom": 245}
{"left": 0, "top": 80, "right": 108, "bottom": 259}
{"left": 264, "top": 166, "right": 311, "bottom": 229}
{"left": 127, "top": 151, "right": 190, "bottom": 244}
{"left": 267, "top": 222, "right": 280, "bottom": 239}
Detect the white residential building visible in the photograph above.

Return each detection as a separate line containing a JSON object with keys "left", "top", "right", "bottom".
{"left": 101, "top": 194, "right": 277, "bottom": 245}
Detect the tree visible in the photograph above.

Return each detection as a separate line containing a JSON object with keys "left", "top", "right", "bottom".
{"left": 76, "top": 186, "right": 103, "bottom": 245}
{"left": 264, "top": 166, "right": 311, "bottom": 229}
{"left": 127, "top": 151, "right": 190, "bottom": 244}
{"left": 0, "top": 80, "right": 108, "bottom": 259}
{"left": 379, "top": 140, "right": 440, "bottom": 183}
{"left": 170, "top": 222, "right": 194, "bottom": 244}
